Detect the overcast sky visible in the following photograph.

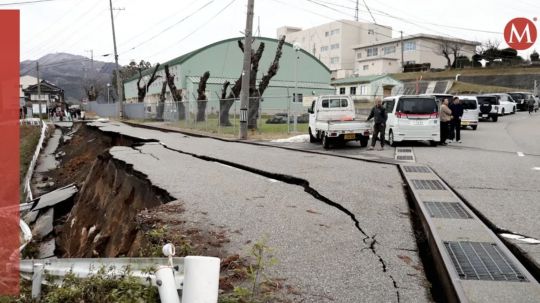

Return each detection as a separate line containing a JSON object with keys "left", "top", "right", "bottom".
{"left": 7, "top": 0, "right": 540, "bottom": 65}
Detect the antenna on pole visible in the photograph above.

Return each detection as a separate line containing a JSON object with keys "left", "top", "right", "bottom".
{"left": 355, "top": 0, "right": 359, "bottom": 21}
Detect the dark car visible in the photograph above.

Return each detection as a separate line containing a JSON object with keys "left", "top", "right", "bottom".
{"left": 477, "top": 95, "right": 500, "bottom": 122}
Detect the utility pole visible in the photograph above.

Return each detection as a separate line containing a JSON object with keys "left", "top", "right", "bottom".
{"left": 239, "top": 0, "right": 255, "bottom": 140}
{"left": 36, "top": 62, "right": 42, "bottom": 120}
{"left": 355, "top": 0, "right": 359, "bottom": 22}
{"left": 400, "top": 31, "right": 404, "bottom": 72}
{"left": 109, "top": 0, "right": 123, "bottom": 117}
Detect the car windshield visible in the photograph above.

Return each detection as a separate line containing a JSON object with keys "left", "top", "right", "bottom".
{"left": 508, "top": 93, "right": 524, "bottom": 100}
{"left": 478, "top": 96, "right": 499, "bottom": 105}
{"left": 461, "top": 99, "right": 477, "bottom": 110}
{"left": 397, "top": 98, "right": 437, "bottom": 114}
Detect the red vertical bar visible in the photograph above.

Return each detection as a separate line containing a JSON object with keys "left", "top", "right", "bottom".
{"left": 0, "top": 10, "right": 20, "bottom": 296}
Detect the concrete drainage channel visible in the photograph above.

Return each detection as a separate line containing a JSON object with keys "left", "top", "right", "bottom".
{"left": 124, "top": 122, "right": 540, "bottom": 301}
{"left": 399, "top": 163, "right": 540, "bottom": 302}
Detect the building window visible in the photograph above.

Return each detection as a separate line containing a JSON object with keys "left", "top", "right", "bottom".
{"left": 331, "top": 29, "right": 340, "bottom": 35}
{"left": 325, "top": 31, "right": 329, "bottom": 37}
{"left": 320, "top": 45, "right": 329, "bottom": 52}
{"left": 367, "top": 47, "right": 378, "bottom": 57}
{"left": 330, "top": 57, "right": 340, "bottom": 64}
{"left": 383, "top": 46, "right": 396, "bottom": 55}
{"left": 350, "top": 87, "right": 356, "bottom": 95}
{"left": 330, "top": 43, "right": 340, "bottom": 50}
{"left": 360, "top": 85, "right": 368, "bottom": 95}
{"left": 368, "top": 29, "right": 375, "bottom": 35}
{"left": 356, "top": 52, "right": 362, "bottom": 59}
{"left": 404, "top": 41, "right": 416, "bottom": 51}
{"left": 339, "top": 87, "right": 346, "bottom": 95}
{"left": 363, "top": 65, "right": 369, "bottom": 70}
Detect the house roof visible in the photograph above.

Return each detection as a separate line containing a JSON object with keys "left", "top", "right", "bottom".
{"left": 331, "top": 74, "right": 396, "bottom": 85}
{"left": 23, "top": 80, "right": 64, "bottom": 93}
{"left": 352, "top": 33, "right": 481, "bottom": 50}
{"left": 124, "top": 36, "right": 331, "bottom": 83}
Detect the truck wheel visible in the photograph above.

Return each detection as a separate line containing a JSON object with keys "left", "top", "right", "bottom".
{"left": 389, "top": 131, "right": 397, "bottom": 147}
{"left": 471, "top": 125, "right": 477, "bottom": 130}
{"left": 359, "top": 136, "right": 369, "bottom": 147}
{"left": 322, "top": 134, "right": 331, "bottom": 149}
{"left": 308, "top": 128, "right": 317, "bottom": 143}
{"left": 492, "top": 115, "right": 498, "bottom": 122}
{"left": 430, "top": 140, "right": 438, "bottom": 147}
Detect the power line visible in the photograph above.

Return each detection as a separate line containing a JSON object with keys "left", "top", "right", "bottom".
{"left": 146, "top": 0, "right": 237, "bottom": 61}
{"left": 119, "top": 0, "right": 216, "bottom": 55}
{"left": 0, "top": 0, "right": 60, "bottom": 6}
{"left": 362, "top": 0, "right": 376, "bottom": 24}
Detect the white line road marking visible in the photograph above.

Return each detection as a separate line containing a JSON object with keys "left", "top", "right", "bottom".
{"left": 517, "top": 152, "right": 525, "bottom": 157}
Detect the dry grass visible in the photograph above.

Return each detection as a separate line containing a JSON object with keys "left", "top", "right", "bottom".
{"left": 390, "top": 66, "right": 540, "bottom": 81}
{"left": 448, "top": 81, "right": 518, "bottom": 94}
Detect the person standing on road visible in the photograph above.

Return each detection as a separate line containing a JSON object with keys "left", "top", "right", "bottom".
{"left": 528, "top": 96, "right": 535, "bottom": 115}
{"left": 440, "top": 99, "right": 452, "bottom": 145}
{"left": 449, "top": 97, "right": 463, "bottom": 143}
{"left": 366, "top": 98, "right": 388, "bottom": 151}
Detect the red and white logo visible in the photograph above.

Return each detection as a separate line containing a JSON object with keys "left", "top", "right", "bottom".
{"left": 504, "top": 17, "right": 537, "bottom": 50}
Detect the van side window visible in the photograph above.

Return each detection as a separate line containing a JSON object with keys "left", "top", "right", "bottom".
{"left": 329, "top": 99, "right": 341, "bottom": 108}
{"left": 341, "top": 99, "right": 348, "bottom": 107}
{"left": 384, "top": 100, "right": 395, "bottom": 113}
{"left": 322, "top": 99, "right": 329, "bottom": 108}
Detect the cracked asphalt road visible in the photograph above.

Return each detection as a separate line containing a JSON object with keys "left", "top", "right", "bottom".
{"left": 90, "top": 121, "right": 431, "bottom": 303}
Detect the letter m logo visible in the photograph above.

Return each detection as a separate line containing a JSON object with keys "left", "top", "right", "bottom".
{"left": 504, "top": 18, "right": 537, "bottom": 50}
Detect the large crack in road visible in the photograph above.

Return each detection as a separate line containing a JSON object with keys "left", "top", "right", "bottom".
{"left": 155, "top": 142, "right": 402, "bottom": 303}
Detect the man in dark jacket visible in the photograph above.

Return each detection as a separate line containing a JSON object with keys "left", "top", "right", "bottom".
{"left": 449, "top": 97, "right": 464, "bottom": 143}
{"left": 366, "top": 98, "right": 388, "bottom": 150}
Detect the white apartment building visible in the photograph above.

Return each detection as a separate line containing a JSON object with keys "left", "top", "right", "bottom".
{"left": 277, "top": 20, "right": 392, "bottom": 79}
{"left": 353, "top": 34, "right": 480, "bottom": 76}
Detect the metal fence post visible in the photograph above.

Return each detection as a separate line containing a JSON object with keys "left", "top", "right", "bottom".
{"left": 31, "top": 263, "right": 44, "bottom": 300}
{"left": 181, "top": 256, "right": 220, "bottom": 303}
{"left": 155, "top": 266, "right": 181, "bottom": 303}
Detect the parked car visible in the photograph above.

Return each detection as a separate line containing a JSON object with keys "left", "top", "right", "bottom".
{"left": 421, "top": 93, "right": 454, "bottom": 108}
{"left": 507, "top": 92, "right": 534, "bottom": 111}
{"left": 477, "top": 95, "right": 500, "bottom": 122}
{"left": 382, "top": 95, "right": 439, "bottom": 146}
{"left": 490, "top": 93, "right": 517, "bottom": 115}
{"left": 308, "top": 95, "right": 372, "bottom": 149}
{"left": 456, "top": 95, "right": 479, "bottom": 130}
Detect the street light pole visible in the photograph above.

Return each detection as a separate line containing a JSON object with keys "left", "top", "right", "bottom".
{"left": 293, "top": 43, "right": 301, "bottom": 133}
{"left": 109, "top": 0, "right": 123, "bottom": 118}
{"left": 107, "top": 83, "right": 111, "bottom": 104}
{"left": 239, "top": 0, "right": 255, "bottom": 140}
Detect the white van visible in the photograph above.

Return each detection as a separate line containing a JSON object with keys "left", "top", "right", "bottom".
{"left": 382, "top": 95, "right": 440, "bottom": 146}
{"left": 456, "top": 96, "right": 480, "bottom": 130}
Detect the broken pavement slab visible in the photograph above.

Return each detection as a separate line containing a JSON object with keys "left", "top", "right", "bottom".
{"left": 32, "top": 208, "right": 54, "bottom": 240}
{"left": 31, "top": 184, "right": 78, "bottom": 212}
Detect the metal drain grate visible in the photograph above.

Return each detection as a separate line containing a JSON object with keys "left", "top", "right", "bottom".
{"left": 397, "top": 148, "right": 412, "bottom": 153}
{"left": 424, "top": 202, "right": 472, "bottom": 219}
{"left": 444, "top": 241, "right": 528, "bottom": 282}
{"left": 411, "top": 179, "right": 446, "bottom": 190}
{"left": 403, "top": 166, "right": 430, "bottom": 173}
{"left": 397, "top": 155, "right": 414, "bottom": 161}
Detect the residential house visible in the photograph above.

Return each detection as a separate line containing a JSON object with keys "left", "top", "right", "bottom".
{"left": 353, "top": 34, "right": 480, "bottom": 76}
{"left": 23, "top": 80, "right": 65, "bottom": 117}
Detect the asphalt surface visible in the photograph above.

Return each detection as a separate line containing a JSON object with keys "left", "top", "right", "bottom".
{"left": 90, "top": 121, "right": 431, "bottom": 303}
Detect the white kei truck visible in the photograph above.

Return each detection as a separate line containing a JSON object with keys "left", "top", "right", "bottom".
{"left": 307, "top": 95, "right": 372, "bottom": 149}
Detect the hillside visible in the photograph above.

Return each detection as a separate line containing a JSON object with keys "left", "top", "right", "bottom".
{"left": 21, "top": 53, "right": 116, "bottom": 102}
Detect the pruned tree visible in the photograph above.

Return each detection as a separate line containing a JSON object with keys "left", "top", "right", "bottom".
{"left": 136, "top": 63, "right": 161, "bottom": 102}
{"left": 196, "top": 71, "right": 210, "bottom": 122}
{"left": 219, "top": 36, "right": 286, "bottom": 129}
{"left": 111, "top": 60, "right": 152, "bottom": 100}
{"left": 250, "top": 36, "right": 285, "bottom": 129}
{"left": 157, "top": 81, "right": 167, "bottom": 120}
{"left": 84, "top": 85, "right": 98, "bottom": 101}
{"left": 164, "top": 64, "right": 185, "bottom": 120}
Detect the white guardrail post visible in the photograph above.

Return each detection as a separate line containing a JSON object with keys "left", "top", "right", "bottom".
{"left": 31, "top": 263, "right": 44, "bottom": 300}
{"left": 182, "top": 256, "right": 220, "bottom": 303}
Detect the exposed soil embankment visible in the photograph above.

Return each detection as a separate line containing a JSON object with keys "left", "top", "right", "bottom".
{"left": 58, "top": 150, "right": 173, "bottom": 257}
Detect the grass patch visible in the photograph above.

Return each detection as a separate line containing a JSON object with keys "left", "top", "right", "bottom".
{"left": 20, "top": 124, "right": 42, "bottom": 202}
{"left": 390, "top": 66, "right": 540, "bottom": 81}
{"left": 448, "top": 81, "right": 518, "bottom": 94}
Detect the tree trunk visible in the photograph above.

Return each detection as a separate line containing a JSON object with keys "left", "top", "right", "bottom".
{"left": 196, "top": 71, "right": 210, "bottom": 122}
{"left": 164, "top": 64, "right": 185, "bottom": 120}
{"left": 249, "top": 36, "right": 285, "bottom": 129}
{"left": 137, "top": 63, "right": 161, "bottom": 102}
{"left": 219, "top": 81, "right": 232, "bottom": 126}
{"left": 157, "top": 81, "right": 167, "bottom": 120}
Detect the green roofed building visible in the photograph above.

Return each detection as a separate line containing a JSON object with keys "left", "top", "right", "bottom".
{"left": 123, "top": 37, "right": 334, "bottom": 115}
